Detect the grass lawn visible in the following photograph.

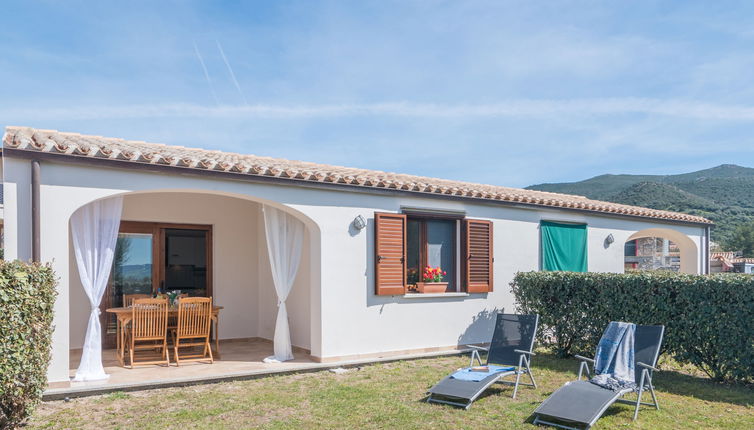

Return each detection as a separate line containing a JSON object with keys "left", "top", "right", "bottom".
{"left": 29, "top": 352, "right": 754, "bottom": 429}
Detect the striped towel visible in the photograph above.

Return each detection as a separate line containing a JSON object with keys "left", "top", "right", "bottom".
{"left": 591, "top": 321, "right": 636, "bottom": 391}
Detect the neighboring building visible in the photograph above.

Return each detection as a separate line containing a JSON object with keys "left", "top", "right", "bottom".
{"left": 711, "top": 251, "right": 736, "bottom": 273}
{"left": 711, "top": 252, "right": 754, "bottom": 274}
{"left": 733, "top": 259, "right": 754, "bottom": 274}
{"left": 1, "top": 127, "right": 713, "bottom": 385}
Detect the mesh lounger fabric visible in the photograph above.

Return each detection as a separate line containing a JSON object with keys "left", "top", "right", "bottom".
{"left": 533, "top": 380, "right": 627, "bottom": 426}
{"left": 429, "top": 371, "right": 511, "bottom": 399}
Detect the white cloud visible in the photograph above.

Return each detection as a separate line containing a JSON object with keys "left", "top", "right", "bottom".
{"left": 6, "top": 98, "right": 754, "bottom": 122}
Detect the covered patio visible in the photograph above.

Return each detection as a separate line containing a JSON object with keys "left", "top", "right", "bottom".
{"left": 58, "top": 190, "right": 322, "bottom": 393}
{"left": 50, "top": 339, "right": 316, "bottom": 395}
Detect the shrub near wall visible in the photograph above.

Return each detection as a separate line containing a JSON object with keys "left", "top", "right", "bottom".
{"left": 511, "top": 271, "right": 754, "bottom": 383}
{"left": 0, "top": 261, "right": 57, "bottom": 429}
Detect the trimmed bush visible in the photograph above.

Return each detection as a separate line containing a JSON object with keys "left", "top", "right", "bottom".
{"left": 0, "top": 261, "right": 57, "bottom": 429}
{"left": 511, "top": 271, "right": 754, "bottom": 383}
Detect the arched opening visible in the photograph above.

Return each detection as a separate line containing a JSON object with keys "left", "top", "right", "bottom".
{"left": 67, "top": 189, "right": 321, "bottom": 378}
{"left": 624, "top": 228, "right": 698, "bottom": 274}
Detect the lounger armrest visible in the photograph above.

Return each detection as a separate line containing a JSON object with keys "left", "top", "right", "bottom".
{"left": 466, "top": 345, "right": 489, "bottom": 352}
{"left": 574, "top": 354, "right": 595, "bottom": 363}
{"left": 637, "top": 361, "right": 658, "bottom": 372}
{"left": 514, "top": 349, "right": 535, "bottom": 356}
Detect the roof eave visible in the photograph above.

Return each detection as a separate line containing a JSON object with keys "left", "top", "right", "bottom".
{"left": 2, "top": 147, "right": 714, "bottom": 227}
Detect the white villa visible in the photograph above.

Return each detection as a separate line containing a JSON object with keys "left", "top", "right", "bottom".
{"left": 0, "top": 126, "right": 712, "bottom": 392}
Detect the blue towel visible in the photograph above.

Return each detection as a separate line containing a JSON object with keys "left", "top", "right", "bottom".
{"left": 450, "top": 365, "right": 515, "bottom": 382}
{"left": 591, "top": 321, "right": 636, "bottom": 391}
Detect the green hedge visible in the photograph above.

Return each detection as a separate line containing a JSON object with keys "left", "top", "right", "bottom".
{"left": 0, "top": 261, "right": 57, "bottom": 429}
{"left": 511, "top": 271, "right": 754, "bottom": 383}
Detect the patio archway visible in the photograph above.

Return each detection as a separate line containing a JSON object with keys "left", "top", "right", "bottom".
{"left": 624, "top": 228, "right": 698, "bottom": 274}
{"left": 67, "top": 189, "right": 322, "bottom": 378}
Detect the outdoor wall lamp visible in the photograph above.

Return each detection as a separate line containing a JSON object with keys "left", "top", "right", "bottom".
{"left": 352, "top": 214, "right": 367, "bottom": 230}
{"left": 605, "top": 233, "right": 615, "bottom": 246}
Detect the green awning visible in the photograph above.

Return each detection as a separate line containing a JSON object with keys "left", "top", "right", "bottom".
{"left": 541, "top": 221, "right": 587, "bottom": 272}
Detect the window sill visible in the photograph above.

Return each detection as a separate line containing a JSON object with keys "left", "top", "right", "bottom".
{"left": 402, "top": 292, "right": 470, "bottom": 299}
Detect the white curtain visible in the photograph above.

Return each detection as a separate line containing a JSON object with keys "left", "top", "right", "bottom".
{"left": 262, "top": 205, "right": 305, "bottom": 363}
{"left": 71, "top": 196, "right": 123, "bottom": 381}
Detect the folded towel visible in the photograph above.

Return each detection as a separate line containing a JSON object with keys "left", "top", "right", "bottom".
{"left": 590, "top": 321, "right": 636, "bottom": 391}
{"left": 450, "top": 364, "right": 515, "bottom": 382}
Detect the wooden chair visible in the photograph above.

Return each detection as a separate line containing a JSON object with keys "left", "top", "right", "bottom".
{"left": 167, "top": 293, "right": 190, "bottom": 331}
{"left": 123, "top": 293, "right": 151, "bottom": 307}
{"left": 126, "top": 298, "right": 169, "bottom": 368}
{"left": 172, "top": 297, "right": 214, "bottom": 366}
{"left": 117, "top": 294, "right": 151, "bottom": 361}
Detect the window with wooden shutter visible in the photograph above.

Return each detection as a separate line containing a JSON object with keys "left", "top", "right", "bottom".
{"left": 374, "top": 212, "right": 407, "bottom": 295}
{"left": 464, "top": 219, "right": 493, "bottom": 293}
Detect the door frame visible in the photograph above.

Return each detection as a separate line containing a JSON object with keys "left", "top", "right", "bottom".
{"left": 101, "top": 221, "right": 213, "bottom": 348}
{"left": 119, "top": 221, "right": 214, "bottom": 297}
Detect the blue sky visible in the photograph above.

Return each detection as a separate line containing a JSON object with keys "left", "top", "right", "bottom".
{"left": 2, "top": 1, "right": 754, "bottom": 188}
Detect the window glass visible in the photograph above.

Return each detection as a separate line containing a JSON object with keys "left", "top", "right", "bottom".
{"left": 164, "top": 228, "right": 208, "bottom": 296}
{"left": 426, "top": 219, "right": 455, "bottom": 291}
{"left": 406, "top": 219, "right": 421, "bottom": 285}
{"left": 112, "top": 233, "right": 153, "bottom": 299}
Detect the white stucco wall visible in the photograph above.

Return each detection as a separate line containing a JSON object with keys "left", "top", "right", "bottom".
{"left": 304, "top": 194, "right": 706, "bottom": 360}
{"left": 1, "top": 156, "right": 706, "bottom": 383}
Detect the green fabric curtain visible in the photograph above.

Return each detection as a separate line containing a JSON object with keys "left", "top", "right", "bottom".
{"left": 541, "top": 221, "right": 588, "bottom": 272}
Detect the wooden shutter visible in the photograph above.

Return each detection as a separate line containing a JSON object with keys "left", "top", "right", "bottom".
{"left": 374, "top": 212, "right": 407, "bottom": 295}
{"left": 464, "top": 219, "right": 493, "bottom": 293}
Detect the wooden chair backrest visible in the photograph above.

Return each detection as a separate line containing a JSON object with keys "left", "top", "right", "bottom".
{"left": 131, "top": 298, "right": 168, "bottom": 340}
{"left": 123, "top": 293, "right": 151, "bottom": 307}
{"left": 176, "top": 297, "right": 213, "bottom": 338}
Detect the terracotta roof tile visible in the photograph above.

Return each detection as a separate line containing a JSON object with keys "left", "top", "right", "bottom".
{"left": 2, "top": 126, "right": 713, "bottom": 225}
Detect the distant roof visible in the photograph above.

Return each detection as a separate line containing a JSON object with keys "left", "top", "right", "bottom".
{"left": 2, "top": 126, "right": 713, "bottom": 225}
{"left": 711, "top": 252, "right": 754, "bottom": 266}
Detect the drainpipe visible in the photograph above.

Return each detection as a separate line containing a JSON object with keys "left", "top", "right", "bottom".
{"left": 704, "top": 225, "right": 711, "bottom": 275}
{"left": 31, "top": 160, "right": 40, "bottom": 262}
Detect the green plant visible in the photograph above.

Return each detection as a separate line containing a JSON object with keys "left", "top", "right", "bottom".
{"left": 510, "top": 271, "right": 754, "bottom": 383}
{"left": 0, "top": 260, "right": 57, "bottom": 429}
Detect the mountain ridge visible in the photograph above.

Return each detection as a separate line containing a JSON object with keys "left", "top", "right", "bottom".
{"left": 526, "top": 164, "right": 754, "bottom": 245}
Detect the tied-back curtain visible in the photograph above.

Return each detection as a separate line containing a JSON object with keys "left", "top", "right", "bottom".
{"left": 262, "top": 205, "right": 305, "bottom": 362}
{"left": 71, "top": 196, "right": 124, "bottom": 381}
{"left": 541, "top": 221, "right": 587, "bottom": 272}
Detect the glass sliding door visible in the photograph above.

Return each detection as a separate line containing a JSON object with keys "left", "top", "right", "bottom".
{"left": 113, "top": 233, "right": 154, "bottom": 297}
{"left": 101, "top": 226, "right": 157, "bottom": 348}
{"left": 100, "top": 222, "right": 212, "bottom": 348}
{"left": 162, "top": 228, "right": 209, "bottom": 297}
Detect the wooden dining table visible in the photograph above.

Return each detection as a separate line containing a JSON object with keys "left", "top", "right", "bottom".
{"left": 106, "top": 305, "right": 223, "bottom": 366}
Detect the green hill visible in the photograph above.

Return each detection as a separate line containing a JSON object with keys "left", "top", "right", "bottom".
{"left": 526, "top": 164, "right": 754, "bottom": 246}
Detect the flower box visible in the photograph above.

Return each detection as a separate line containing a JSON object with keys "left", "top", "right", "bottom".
{"left": 416, "top": 282, "right": 448, "bottom": 293}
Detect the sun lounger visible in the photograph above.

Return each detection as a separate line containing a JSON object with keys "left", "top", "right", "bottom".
{"left": 426, "top": 312, "right": 539, "bottom": 409}
{"left": 532, "top": 324, "right": 664, "bottom": 429}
